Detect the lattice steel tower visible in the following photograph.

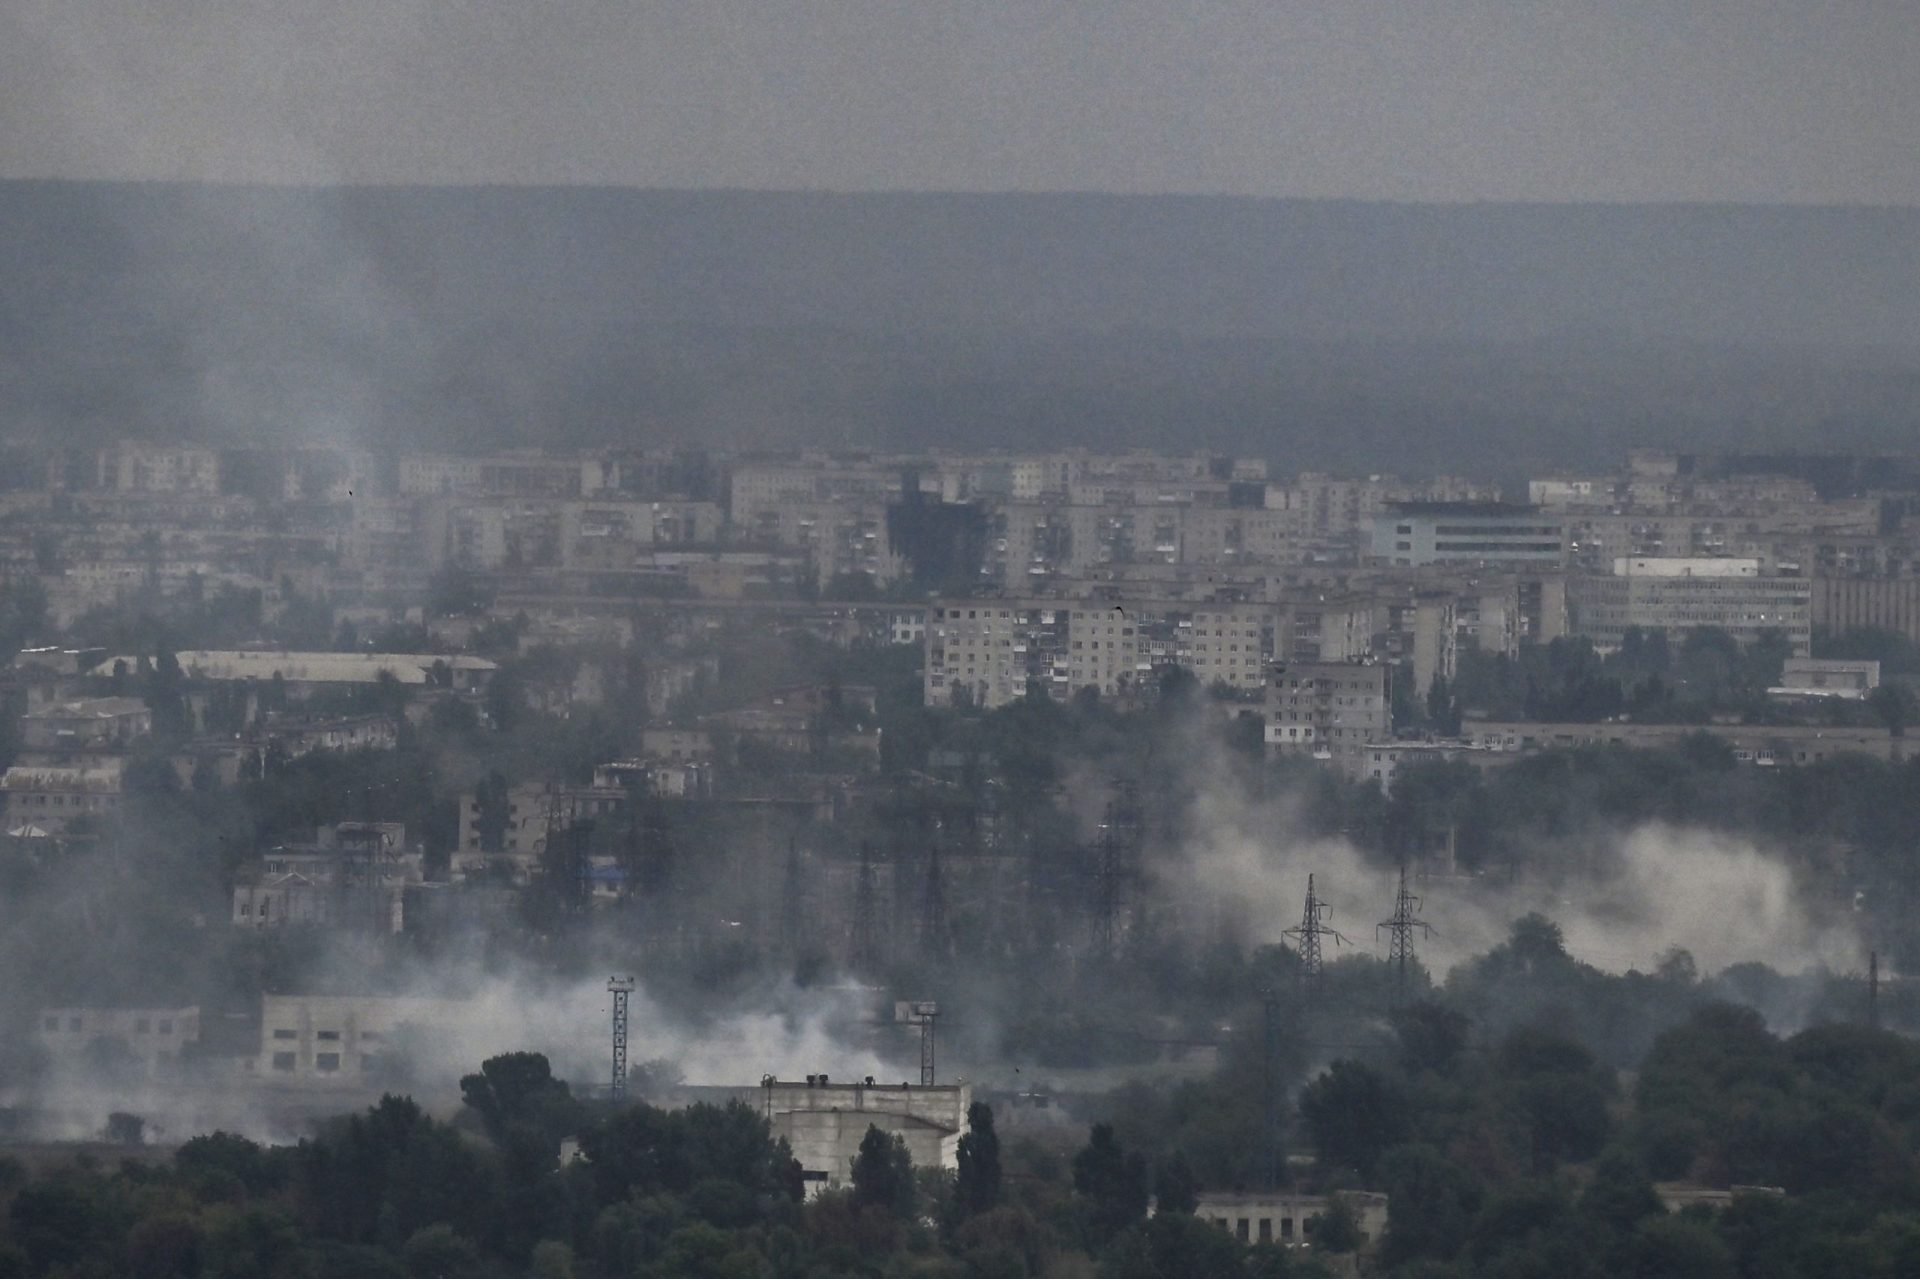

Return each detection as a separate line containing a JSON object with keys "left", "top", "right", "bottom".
{"left": 1377, "top": 864, "right": 1433, "bottom": 1002}
{"left": 1282, "top": 874, "right": 1347, "bottom": 992}
{"left": 607, "top": 976, "right": 635, "bottom": 1101}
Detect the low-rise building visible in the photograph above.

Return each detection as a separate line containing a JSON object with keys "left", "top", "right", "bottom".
{"left": 35, "top": 1005, "right": 202, "bottom": 1075}
{"left": 19, "top": 697, "right": 152, "bottom": 752}
{"left": 1769, "top": 657, "right": 1880, "bottom": 701}
{"left": 251, "top": 994, "right": 468, "bottom": 1083}
{"left": 1194, "top": 1190, "right": 1389, "bottom": 1251}
{"left": 0, "top": 757, "right": 125, "bottom": 833}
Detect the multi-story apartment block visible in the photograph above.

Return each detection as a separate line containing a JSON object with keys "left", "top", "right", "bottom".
{"left": 94, "top": 444, "right": 221, "bottom": 495}
{"left": 1569, "top": 557, "right": 1813, "bottom": 654}
{"left": 1264, "top": 661, "right": 1391, "bottom": 774}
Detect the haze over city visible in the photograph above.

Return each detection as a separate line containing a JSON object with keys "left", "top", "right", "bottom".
{"left": 0, "top": 5, "right": 1916, "bottom": 1278}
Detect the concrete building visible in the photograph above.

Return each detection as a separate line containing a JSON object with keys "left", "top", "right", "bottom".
{"left": 99, "top": 650, "right": 497, "bottom": 694}
{"left": 1569, "top": 557, "right": 1813, "bottom": 655}
{"left": 252, "top": 994, "right": 468, "bottom": 1083}
{"left": 925, "top": 597, "right": 1290, "bottom": 708}
{"left": 35, "top": 1005, "right": 202, "bottom": 1076}
{"left": 95, "top": 444, "right": 220, "bottom": 495}
{"left": 19, "top": 697, "right": 152, "bottom": 752}
{"left": 1, "top": 757, "right": 125, "bottom": 834}
{"left": 1194, "top": 1190, "right": 1389, "bottom": 1251}
{"left": 1372, "top": 503, "right": 1566, "bottom": 569}
{"left": 1465, "top": 720, "right": 1904, "bottom": 765}
{"left": 1265, "top": 662, "right": 1391, "bottom": 774}
{"left": 1813, "top": 576, "right": 1920, "bottom": 645}
{"left": 744, "top": 1077, "right": 972, "bottom": 1195}
{"left": 1770, "top": 658, "right": 1880, "bottom": 701}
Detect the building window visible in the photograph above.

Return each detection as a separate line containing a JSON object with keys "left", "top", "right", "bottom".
{"left": 1236, "top": 1219, "right": 1250, "bottom": 1242}
{"left": 41, "top": 1016, "right": 57, "bottom": 1031}
{"left": 135, "top": 1019, "right": 151, "bottom": 1033}
{"left": 158, "top": 1020, "right": 172, "bottom": 1034}
{"left": 68, "top": 1017, "right": 82, "bottom": 1031}
{"left": 272, "top": 1052, "right": 296, "bottom": 1071}
{"left": 316, "top": 1053, "right": 341, "bottom": 1073}
{"left": 317, "top": 1030, "right": 341, "bottom": 1041}
{"left": 273, "top": 1028, "right": 297, "bottom": 1040}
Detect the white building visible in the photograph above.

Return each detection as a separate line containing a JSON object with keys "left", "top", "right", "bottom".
{"left": 1194, "top": 1190, "right": 1388, "bottom": 1251}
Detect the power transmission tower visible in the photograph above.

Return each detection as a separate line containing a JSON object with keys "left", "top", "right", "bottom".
{"left": 607, "top": 976, "right": 635, "bottom": 1101}
{"left": 1377, "top": 864, "right": 1434, "bottom": 1003}
{"left": 851, "top": 841, "right": 880, "bottom": 969}
{"left": 1091, "top": 779, "right": 1140, "bottom": 959}
{"left": 1282, "top": 874, "right": 1347, "bottom": 994}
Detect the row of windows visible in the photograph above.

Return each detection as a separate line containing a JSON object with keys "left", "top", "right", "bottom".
{"left": 43, "top": 1015, "right": 175, "bottom": 1034}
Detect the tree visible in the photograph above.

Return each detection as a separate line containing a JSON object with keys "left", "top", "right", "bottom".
{"left": 1152, "top": 1152, "right": 1198, "bottom": 1216}
{"left": 1297, "top": 1060, "right": 1410, "bottom": 1182}
{"left": 459, "top": 1051, "right": 580, "bottom": 1153}
{"left": 851, "top": 1125, "right": 916, "bottom": 1219}
{"left": 1309, "top": 1195, "right": 1363, "bottom": 1253}
{"left": 954, "top": 1102, "right": 1002, "bottom": 1220}
{"left": 1101, "top": 1212, "right": 1244, "bottom": 1279}
{"left": 1074, "top": 1124, "right": 1149, "bottom": 1241}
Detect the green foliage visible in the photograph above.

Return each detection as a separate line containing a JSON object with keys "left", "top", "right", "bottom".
{"left": 852, "top": 1125, "right": 917, "bottom": 1220}
{"left": 1074, "top": 1125, "right": 1149, "bottom": 1243}
{"left": 1298, "top": 1060, "right": 1411, "bottom": 1182}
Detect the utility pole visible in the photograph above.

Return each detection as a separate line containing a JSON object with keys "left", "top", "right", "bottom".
{"left": 1282, "top": 874, "right": 1347, "bottom": 994}
{"left": 1377, "top": 863, "right": 1434, "bottom": 1004}
{"left": 607, "top": 976, "right": 635, "bottom": 1102}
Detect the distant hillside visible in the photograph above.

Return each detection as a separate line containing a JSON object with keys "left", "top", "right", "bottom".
{"left": 1, "top": 181, "right": 1917, "bottom": 475}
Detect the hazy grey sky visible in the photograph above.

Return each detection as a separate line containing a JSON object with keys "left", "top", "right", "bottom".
{"left": 3, "top": 1, "right": 1917, "bottom": 203}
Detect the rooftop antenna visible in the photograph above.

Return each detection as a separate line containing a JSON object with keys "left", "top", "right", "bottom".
{"left": 607, "top": 976, "right": 635, "bottom": 1102}
{"left": 1377, "top": 863, "right": 1434, "bottom": 1004}
{"left": 1283, "top": 874, "right": 1348, "bottom": 994}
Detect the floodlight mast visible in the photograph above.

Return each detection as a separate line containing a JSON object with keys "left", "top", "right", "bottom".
{"left": 608, "top": 976, "right": 636, "bottom": 1101}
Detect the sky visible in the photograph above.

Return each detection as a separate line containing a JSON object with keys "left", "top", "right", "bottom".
{"left": 2, "top": 1, "right": 1917, "bottom": 205}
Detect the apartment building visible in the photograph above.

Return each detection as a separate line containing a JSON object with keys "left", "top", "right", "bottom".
{"left": 1264, "top": 661, "right": 1391, "bottom": 774}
